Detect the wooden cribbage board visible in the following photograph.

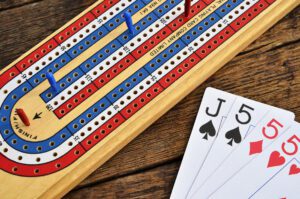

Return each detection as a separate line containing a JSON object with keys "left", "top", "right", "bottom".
{"left": 0, "top": 0, "right": 298, "bottom": 198}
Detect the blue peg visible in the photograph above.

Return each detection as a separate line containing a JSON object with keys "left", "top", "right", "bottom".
{"left": 46, "top": 72, "right": 59, "bottom": 93}
{"left": 124, "top": 11, "right": 134, "bottom": 35}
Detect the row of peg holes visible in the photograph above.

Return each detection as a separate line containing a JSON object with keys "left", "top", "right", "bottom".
{"left": 122, "top": 15, "right": 154, "bottom": 40}
{"left": 220, "top": 0, "right": 238, "bottom": 13}
{"left": 51, "top": 52, "right": 131, "bottom": 105}
{"left": 46, "top": 72, "right": 79, "bottom": 98}
{"left": 71, "top": 105, "right": 111, "bottom": 130}
{"left": 199, "top": 30, "right": 232, "bottom": 54}
{"left": 7, "top": 52, "right": 63, "bottom": 94}
{"left": 156, "top": 50, "right": 191, "bottom": 77}
{"left": 163, "top": 5, "right": 181, "bottom": 24}
{"left": 157, "top": 0, "right": 176, "bottom": 14}
{"left": 148, "top": 43, "right": 181, "bottom": 69}
{"left": 95, "top": 0, "right": 117, "bottom": 14}
{"left": 135, "top": 29, "right": 168, "bottom": 54}
{"left": 227, "top": 2, "right": 251, "bottom": 20}
{"left": 51, "top": 48, "right": 127, "bottom": 105}
{"left": 51, "top": 47, "right": 123, "bottom": 106}
{"left": 97, "top": 60, "right": 130, "bottom": 85}
{"left": 3, "top": 139, "right": 78, "bottom": 164}
{"left": 84, "top": 117, "right": 120, "bottom": 146}
{"left": 5, "top": 132, "right": 68, "bottom": 152}
{"left": 184, "top": 17, "right": 216, "bottom": 41}
{"left": 164, "top": 57, "right": 196, "bottom": 83}
{"left": 20, "top": 44, "right": 55, "bottom": 69}
{"left": 32, "top": 60, "right": 66, "bottom": 84}
{"left": 235, "top": 4, "right": 265, "bottom": 26}
{"left": 2, "top": 75, "right": 22, "bottom": 94}
{"left": 125, "top": 86, "right": 160, "bottom": 114}
{"left": 71, "top": 29, "right": 104, "bottom": 55}
{"left": 3, "top": 86, "right": 28, "bottom": 101}
{"left": 111, "top": 72, "right": 144, "bottom": 99}
{"left": 95, "top": 57, "right": 131, "bottom": 81}
{"left": 115, "top": 78, "right": 155, "bottom": 108}
{"left": 10, "top": 149, "right": 81, "bottom": 174}
{"left": 58, "top": 17, "right": 91, "bottom": 41}
{"left": 59, "top": 87, "right": 94, "bottom": 115}
{"left": 84, "top": 43, "right": 119, "bottom": 70}
{"left": 108, "top": 4, "right": 137, "bottom": 28}
{"left": 60, "top": 0, "right": 133, "bottom": 50}
{"left": 185, "top": 1, "right": 255, "bottom": 51}
{"left": 191, "top": 22, "right": 223, "bottom": 48}
{"left": 89, "top": 51, "right": 125, "bottom": 75}
{"left": 125, "top": 21, "right": 161, "bottom": 49}
{"left": 83, "top": 117, "right": 121, "bottom": 146}
{"left": 96, "top": 0, "right": 132, "bottom": 20}
{"left": 71, "top": 111, "right": 115, "bottom": 138}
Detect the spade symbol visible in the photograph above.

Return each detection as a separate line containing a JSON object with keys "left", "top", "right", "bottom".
{"left": 199, "top": 120, "right": 216, "bottom": 140}
{"left": 225, "top": 127, "right": 241, "bottom": 146}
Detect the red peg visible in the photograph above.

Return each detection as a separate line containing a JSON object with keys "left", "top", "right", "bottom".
{"left": 185, "top": 0, "right": 191, "bottom": 17}
{"left": 16, "top": 109, "right": 30, "bottom": 126}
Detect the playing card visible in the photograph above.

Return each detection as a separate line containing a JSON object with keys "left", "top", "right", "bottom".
{"left": 250, "top": 158, "right": 300, "bottom": 199}
{"left": 191, "top": 110, "right": 295, "bottom": 198}
{"left": 170, "top": 87, "right": 237, "bottom": 199}
{"left": 188, "top": 96, "right": 294, "bottom": 198}
{"left": 210, "top": 122, "right": 300, "bottom": 199}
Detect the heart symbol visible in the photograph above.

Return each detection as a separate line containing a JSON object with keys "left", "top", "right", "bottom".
{"left": 289, "top": 164, "right": 300, "bottom": 175}
{"left": 249, "top": 140, "right": 263, "bottom": 155}
{"left": 199, "top": 120, "right": 216, "bottom": 140}
{"left": 267, "top": 151, "right": 285, "bottom": 168}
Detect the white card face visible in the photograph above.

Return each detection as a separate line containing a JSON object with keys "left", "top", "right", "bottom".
{"left": 192, "top": 111, "right": 295, "bottom": 198}
{"left": 170, "top": 87, "right": 237, "bottom": 199}
{"left": 210, "top": 123, "right": 300, "bottom": 199}
{"left": 250, "top": 158, "right": 300, "bottom": 199}
{"left": 188, "top": 97, "right": 294, "bottom": 198}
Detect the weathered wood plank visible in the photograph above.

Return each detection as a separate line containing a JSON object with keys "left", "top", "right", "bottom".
{"left": 242, "top": 7, "right": 300, "bottom": 53}
{"left": 0, "top": 0, "right": 95, "bottom": 68}
{"left": 0, "top": 0, "right": 40, "bottom": 11}
{"left": 64, "top": 162, "right": 179, "bottom": 199}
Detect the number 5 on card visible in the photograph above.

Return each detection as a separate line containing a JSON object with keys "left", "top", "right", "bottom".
{"left": 211, "top": 122, "right": 300, "bottom": 199}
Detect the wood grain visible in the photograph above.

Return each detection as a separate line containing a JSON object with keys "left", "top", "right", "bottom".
{"left": 0, "top": 0, "right": 95, "bottom": 67}
{"left": 0, "top": 0, "right": 41, "bottom": 11}
{"left": 0, "top": 0, "right": 299, "bottom": 198}
{"left": 65, "top": 162, "right": 180, "bottom": 199}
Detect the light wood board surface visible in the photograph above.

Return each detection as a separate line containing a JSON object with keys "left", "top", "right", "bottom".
{"left": 0, "top": 0, "right": 299, "bottom": 198}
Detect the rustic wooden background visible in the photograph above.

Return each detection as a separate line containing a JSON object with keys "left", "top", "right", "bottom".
{"left": 0, "top": 0, "right": 299, "bottom": 198}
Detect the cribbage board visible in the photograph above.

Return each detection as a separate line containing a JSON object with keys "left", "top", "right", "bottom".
{"left": 0, "top": 0, "right": 298, "bottom": 198}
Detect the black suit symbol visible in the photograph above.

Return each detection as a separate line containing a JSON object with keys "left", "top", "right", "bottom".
{"left": 225, "top": 127, "right": 242, "bottom": 146}
{"left": 199, "top": 120, "right": 216, "bottom": 140}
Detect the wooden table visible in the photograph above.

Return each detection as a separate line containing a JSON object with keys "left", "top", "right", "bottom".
{"left": 0, "top": 0, "right": 299, "bottom": 198}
